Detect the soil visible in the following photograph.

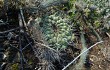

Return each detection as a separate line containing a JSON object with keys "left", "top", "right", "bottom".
{"left": 89, "top": 37, "right": 110, "bottom": 70}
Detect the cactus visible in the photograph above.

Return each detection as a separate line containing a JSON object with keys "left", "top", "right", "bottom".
{"left": 40, "top": 13, "right": 74, "bottom": 50}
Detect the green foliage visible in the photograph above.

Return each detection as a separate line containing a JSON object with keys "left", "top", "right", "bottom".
{"left": 40, "top": 13, "right": 74, "bottom": 50}
{"left": 94, "top": 20, "right": 101, "bottom": 28}
{"left": 11, "top": 63, "right": 19, "bottom": 70}
{"left": 68, "top": 0, "right": 76, "bottom": 18}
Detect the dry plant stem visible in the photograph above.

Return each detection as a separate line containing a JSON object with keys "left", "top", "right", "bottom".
{"left": 62, "top": 41, "right": 103, "bottom": 70}
{"left": 23, "top": 32, "right": 39, "bottom": 57}
{"left": 22, "top": 42, "right": 32, "bottom": 51}
{"left": 35, "top": 42, "right": 58, "bottom": 53}
{"left": 18, "top": 13, "right": 30, "bottom": 69}
{"left": 19, "top": 6, "right": 37, "bottom": 65}
{"left": 75, "top": 31, "right": 88, "bottom": 70}
{"left": 20, "top": 7, "right": 28, "bottom": 30}
{"left": 82, "top": 14, "right": 102, "bottom": 41}
{"left": 88, "top": 23, "right": 102, "bottom": 41}
{"left": 9, "top": 43, "right": 28, "bottom": 65}
{"left": 0, "top": 27, "right": 20, "bottom": 34}
{"left": 18, "top": 14, "right": 24, "bottom": 70}
{"left": 9, "top": 44, "right": 20, "bottom": 52}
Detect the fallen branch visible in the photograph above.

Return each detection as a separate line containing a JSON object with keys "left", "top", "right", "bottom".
{"left": 20, "top": 7, "right": 28, "bottom": 29}
{"left": 0, "top": 27, "right": 20, "bottom": 34}
{"left": 18, "top": 14, "right": 24, "bottom": 70}
{"left": 62, "top": 41, "right": 103, "bottom": 70}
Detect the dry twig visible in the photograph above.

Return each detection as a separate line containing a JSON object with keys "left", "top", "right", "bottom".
{"left": 35, "top": 42, "right": 58, "bottom": 52}
{"left": 62, "top": 41, "right": 103, "bottom": 70}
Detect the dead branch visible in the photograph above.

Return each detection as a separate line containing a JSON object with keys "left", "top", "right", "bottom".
{"left": 62, "top": 41, "right": 103, "bottom": 70}
{"left": 0, "top": 27, "right": 20, "bottom": 34}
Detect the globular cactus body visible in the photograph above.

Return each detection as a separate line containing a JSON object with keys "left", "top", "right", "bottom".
{"left": 40, "top": 13, "right": 74, "bottom": 50}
